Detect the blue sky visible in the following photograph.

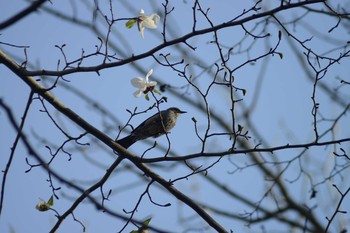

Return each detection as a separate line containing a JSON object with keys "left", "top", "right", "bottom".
{"left": 1, "top": 0, "right": 350, "bottom": 232}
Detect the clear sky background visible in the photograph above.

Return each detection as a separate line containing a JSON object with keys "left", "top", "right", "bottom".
{"left": 1, "top": 0, "right": 350, "bottom": 232}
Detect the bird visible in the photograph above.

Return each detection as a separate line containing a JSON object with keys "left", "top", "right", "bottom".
{"left": 116, "top": 107, "right": 186, "bottom": 149}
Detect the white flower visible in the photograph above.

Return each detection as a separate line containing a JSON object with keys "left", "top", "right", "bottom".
{"left": 35, "top": 195, "right": 53, "bottom": 212}
{"left": 131, "top": 69, "right": 157, "bottom": 98}
{"left": 137, "top": 9, "right": 160, "bottom": 38}
{"left": 35, "top": 199, "right": 50, "bottom": 212}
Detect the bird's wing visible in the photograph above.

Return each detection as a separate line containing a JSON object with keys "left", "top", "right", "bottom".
{"left": 131, "top": 110, "right": 165, "bottom": 137}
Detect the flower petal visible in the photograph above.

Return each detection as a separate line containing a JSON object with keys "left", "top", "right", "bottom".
{"left": 139, "top": 25, "right": 145, "bottom": 38}
{"left": 36, "top": 200, "right": 50, "bottom": 211}
{"left": 145, "top": 69, "right": 153, "bottom": 81}
{"left": 142, "top": 14, "right": 160, "bottom": 29}
{"left": 148, "top": 81, "right": 157, "bottom": 87}
{"left": 133, "top": 90, "right": 143, "bottom": 98}
{"left": 131, "top": 77, "right": 146, "bottom": 88}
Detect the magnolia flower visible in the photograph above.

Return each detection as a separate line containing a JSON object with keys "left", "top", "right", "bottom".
{"left": 137, "top": 9, "right": 160, "bottom": 38}
{"left": 131, "top": 69, "right": 157, "bottom": 98}
{"left": 35, "top": 199, "right": 51, "bottom": 212}
{"left": 35, "top": 195, "right": 53, "bottom": 212}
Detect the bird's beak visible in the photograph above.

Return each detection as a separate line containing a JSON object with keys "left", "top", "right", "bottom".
{"left": 179, "top": 110, "right": 187, "bottom": 114}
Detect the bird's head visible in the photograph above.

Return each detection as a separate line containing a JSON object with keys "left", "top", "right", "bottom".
{"left": 169, "top": 107, "right": 187, "bottom": 115}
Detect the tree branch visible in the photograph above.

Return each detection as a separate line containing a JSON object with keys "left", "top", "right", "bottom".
{"left": 0, "top": 48, "right": 227, "bottom": 233}
{"left": 16, "top": 0, "right": 325, "bottom": 77}
{"left": 0, "top": 0, "right": 48, "bottom": 29}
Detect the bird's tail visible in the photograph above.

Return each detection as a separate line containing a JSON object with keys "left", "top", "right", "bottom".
{"left": 115, "top": 135, "right": 137, "bottom": 149}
